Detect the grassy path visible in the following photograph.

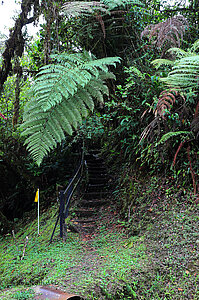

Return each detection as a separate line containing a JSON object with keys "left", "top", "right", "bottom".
{"left": 0, "top": 198, "right": 198, "bottom": 299}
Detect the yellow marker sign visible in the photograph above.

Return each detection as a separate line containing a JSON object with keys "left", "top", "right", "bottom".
{"left": 34, "top": 189, "right": 39, "bottom": 202}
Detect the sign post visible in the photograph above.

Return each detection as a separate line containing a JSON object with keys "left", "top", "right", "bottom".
{"left": 34, "top": 188, "right": 40, "bottom": 235}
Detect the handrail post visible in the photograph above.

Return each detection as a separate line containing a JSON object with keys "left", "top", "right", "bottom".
{"left": 65, "top": 178, "right": 72, "bottom": 220}
{"left": 59, "top": 190, "right": 64, "bottom": 238}
{"left": 49, "top": 212, "right": 60, "bottom": 244}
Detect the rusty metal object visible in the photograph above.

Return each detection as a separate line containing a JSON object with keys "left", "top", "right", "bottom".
{"left": 34, "top": 286, "right": 84, "bottom": 299}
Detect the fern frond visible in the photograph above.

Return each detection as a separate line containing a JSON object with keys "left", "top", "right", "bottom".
{"left": 102, "top": 0, "right": 143, "bottom": 10}
{"left": 61, "top": 1, "right": 107, "bottom": 18}
{"left": 62, "top": 0, "right": 143, "bottom": 18}
{"left": 161, "top": 55, "right": 199, "bottom": 88}
{"left": 152, "top": 59, "right": 174, "bottom": 69}
{"left": 154, "top": 89, "right": 179, "bottom": 118}
{"left": 167, "top": 47, "right": 190, "bottom": 58}
{"left": 141, "top": 15, "right": 189, "bottom": 55}
{"left": 153, "top": 40, "right": 199, "bottom": 69}
{"left": 189, "top": 39, "right": 199, "bottom": 53}
{"left": 157, "top": 131, "right": 193, "bottom": 145}
{"left": 21, "top": 52, "right": 120, "bottom": 165}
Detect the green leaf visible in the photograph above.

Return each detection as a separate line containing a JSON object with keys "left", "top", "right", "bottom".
{"left": 20, "top": 52, "right": 120, "bottom": 166}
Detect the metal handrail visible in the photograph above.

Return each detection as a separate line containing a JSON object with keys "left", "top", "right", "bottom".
{"left": 63, "top": 158, "right": 83, "bottom": 195}
{"left": 64, "top": 171, "right": 83, "bottom": 216}
{"left": 49, "top": 143, "right": 85, "bottom": 243}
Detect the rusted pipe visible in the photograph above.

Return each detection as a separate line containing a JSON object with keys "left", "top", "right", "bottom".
{"left": 34, "top": 286, "right": 84, "bottom": 299}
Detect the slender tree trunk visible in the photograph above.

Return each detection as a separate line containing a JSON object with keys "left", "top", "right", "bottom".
{"left": 0, "top": 0, "right": 40, "bottom": 93}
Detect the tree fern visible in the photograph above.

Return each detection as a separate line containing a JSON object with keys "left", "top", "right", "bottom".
{"left": 161, "top": 55, "right": 199, "bottom": 89}
{"left": 61, "top": 2, "right": 107, "bottom": 18}
{"left": 20, "top": 52, "right": 120, "bottom": 166}
{"left": 62, "top": 0, "right": 143, "bottom": 18}
{"left": 152, "top": 48, "right": 194, "bottom": 69}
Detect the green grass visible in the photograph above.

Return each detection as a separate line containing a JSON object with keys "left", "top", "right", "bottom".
{"left": 0, "top": 181, "right": 198, "bottom": 299}
{"left": 0, "top": 204, "right": 147, "bottom": 299}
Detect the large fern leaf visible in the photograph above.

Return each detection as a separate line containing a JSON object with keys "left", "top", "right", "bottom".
{"left": 102, "top": 0, "right": 143, "bottom": 9}
{"left": 152, "top": 39, "right": 199, "bottom": 69}
{"left": 62, "top": 0, "right": 143, "bottom": 18}
{"left": 20, "top": 52, "right": 120, "bottom": 165}
{"left": 161, "top": 55, "right": 199, "bottom": 88}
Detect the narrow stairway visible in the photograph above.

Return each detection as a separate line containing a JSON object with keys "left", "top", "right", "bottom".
{"left": 73, "top": 150, "right": 109, "bottom": 235}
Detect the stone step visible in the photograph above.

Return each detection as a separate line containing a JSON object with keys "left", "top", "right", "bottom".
{"left": 74, "top": 218, "right": 96, "bottom": 223}
{"left": 74, "top": 208, "right": 96, "bottom": 217}
{"left": 88, "top": 173, "right": 107, "bottom": 179}
{"left": 87, "top": 168, "right": 106, "bottom": 174}
{"left": 71, "top": 219, "right": 96, "bottom": 234}
{"left": 87, "top": 185, "right": 108, "bottom": 193}
{"left": 88, "top": 177, "right": 107, "bottom": 184}
{"left": 88, "top": 183, "right": 106, "bottom": 188}
{"left": 87, "top": 165, "right": 106, "bottom": 170}
{"left": 85, "top": 155, "right": 103, "bottom": 162}
{"left": 87, "top": 169, "right": 108, "bottom": 175}
{"left": 83, "top": 191, "right": 109, "bottom": 199}
{"left": 80, "top": 199, "right": 108, "bottom": 207}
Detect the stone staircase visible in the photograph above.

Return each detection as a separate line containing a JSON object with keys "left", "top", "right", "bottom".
{"left": 73, "top": 150, "right": 109, "bottom": 235}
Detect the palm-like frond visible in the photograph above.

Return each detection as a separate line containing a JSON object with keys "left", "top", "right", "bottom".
{"left": 20, "top": 52, "right": 120, "bottom": 165}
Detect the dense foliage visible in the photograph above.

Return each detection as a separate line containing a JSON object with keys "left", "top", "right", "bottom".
{"left": 0, "top": 0, "right": 198, "bottom": 229}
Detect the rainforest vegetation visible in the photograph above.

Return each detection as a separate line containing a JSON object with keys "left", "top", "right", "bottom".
{"left": 0, "top": 0, "right": 198, "bottom": 299}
